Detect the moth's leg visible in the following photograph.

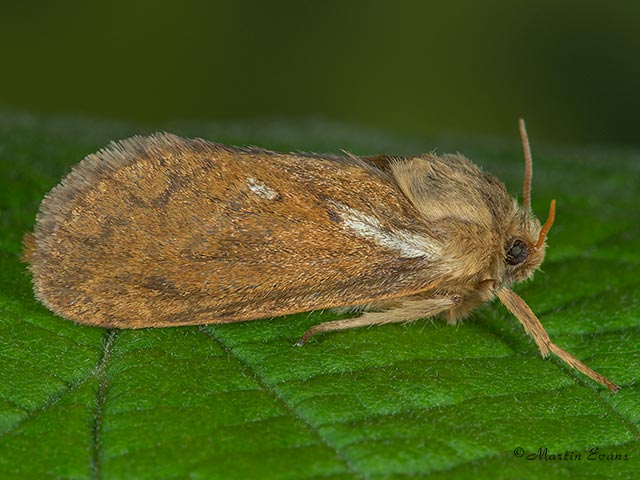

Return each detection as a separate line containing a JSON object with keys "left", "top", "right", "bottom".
{"left": 331, "top": 297, "right": 403, "bottom": 315}
{"left": 497, "top": 288, "right": 620, "bottom": 393}
{"left": 296, "top": 296, "right": 456, "bottom": 346}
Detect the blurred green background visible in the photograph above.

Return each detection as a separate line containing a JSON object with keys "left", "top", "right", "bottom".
{"left": 1, "top": 0, "right": 639, "bottom": 147}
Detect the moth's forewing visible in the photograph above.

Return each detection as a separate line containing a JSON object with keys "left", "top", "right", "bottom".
{"left": 29, "top": 135, "right": 450, "bottom": 327}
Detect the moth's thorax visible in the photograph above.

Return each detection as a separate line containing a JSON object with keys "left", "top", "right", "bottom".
{"left": 390, "top": 154, "right": 549, "bottom": 289}
{"left": 394, "top": 155, "right": 548, "bottom": 299}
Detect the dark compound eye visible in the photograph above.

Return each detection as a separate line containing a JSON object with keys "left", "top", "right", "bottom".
{"left": 506, "top": 239, "right": 528, "bottom": 265}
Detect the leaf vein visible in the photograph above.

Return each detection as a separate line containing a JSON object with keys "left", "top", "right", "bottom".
{"left": 199, "top": 326, "right": 365, "bottom": 479}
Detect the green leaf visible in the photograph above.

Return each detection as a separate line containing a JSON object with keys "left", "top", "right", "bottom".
{"left": 0, "top": 111, "right": 638, "bottom": 479}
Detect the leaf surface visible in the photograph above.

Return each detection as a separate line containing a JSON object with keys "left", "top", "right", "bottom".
{"left": 0, "top": 112, "right": 638, "bottom": 479}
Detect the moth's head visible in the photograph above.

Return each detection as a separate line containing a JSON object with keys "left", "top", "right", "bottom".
{"left": 501, "top": 119, "right": 556, "bottom": 286}
{"left": 502, "top": 199, "right": 555, "bottom": 285}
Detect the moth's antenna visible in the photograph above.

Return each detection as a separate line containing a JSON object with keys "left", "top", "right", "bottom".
{"left": 535, "top": 199, "right": 556, "bottom": 249}
{"left": 521, "top": 118, "right": 554, "bottom": 249}
{"left": 519, "top": 118, "right": 533, "bottom": 211}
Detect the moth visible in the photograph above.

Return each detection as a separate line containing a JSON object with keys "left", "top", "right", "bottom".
{"left": 23, "top": 120, "right": 619, "bottom": 392}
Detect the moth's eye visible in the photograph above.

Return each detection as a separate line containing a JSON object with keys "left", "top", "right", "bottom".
{"left": 506, "top": 239, "right": 529, "bottom": 266}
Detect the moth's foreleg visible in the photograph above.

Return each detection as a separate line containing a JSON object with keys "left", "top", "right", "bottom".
{"left": 497, "top": 288, "right": 620, "bottom": 393}
{"left": 296, "top": 296, "right": 456, "bottom": 346}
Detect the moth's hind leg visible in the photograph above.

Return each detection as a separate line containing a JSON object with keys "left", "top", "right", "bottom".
{"left": 330, "top": 297, "right": 404, "bottom": 315}
{"left": 296, "top": 296, "right": 456, "bottom": 346}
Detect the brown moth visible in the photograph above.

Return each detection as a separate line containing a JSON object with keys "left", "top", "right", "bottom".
{"left": 23, "top": 120, "right": 619, "bottom": 392}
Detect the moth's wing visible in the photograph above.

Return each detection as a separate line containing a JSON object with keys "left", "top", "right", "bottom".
{"left": 29, "top": 135, "right": 468, "bottom": 327}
